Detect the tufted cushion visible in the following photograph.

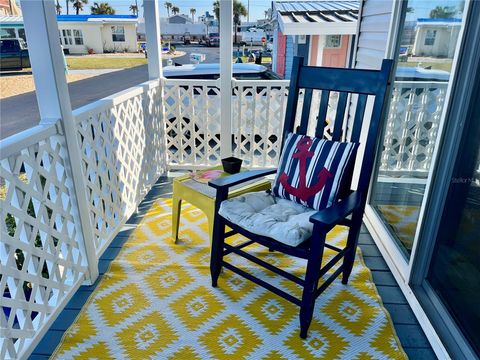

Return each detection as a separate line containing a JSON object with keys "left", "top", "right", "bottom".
{"left": 218, "top": 191, "right": 317, "bottom": 247}
{"left": 273, "top": 133, "right": 358, "bottom": 210}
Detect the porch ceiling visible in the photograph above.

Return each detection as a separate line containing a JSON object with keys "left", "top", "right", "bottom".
{"left": 274, "top": 1, "right": 359, "bottom": 35}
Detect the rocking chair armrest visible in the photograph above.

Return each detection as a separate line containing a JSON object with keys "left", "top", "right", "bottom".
{"left": 309, "top": 191, "right": 363, "bottom": 228}
{"left": 208, "top": 169, "right": 277, "bottom": 190}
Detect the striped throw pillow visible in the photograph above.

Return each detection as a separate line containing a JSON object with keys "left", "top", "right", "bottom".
{"left": 273, "top": 133, "right": 358, "bottom": 210}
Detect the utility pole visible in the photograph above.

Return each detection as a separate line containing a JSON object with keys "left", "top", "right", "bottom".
{"left": 247, "top": 0, "right": 250, "bottom": 22}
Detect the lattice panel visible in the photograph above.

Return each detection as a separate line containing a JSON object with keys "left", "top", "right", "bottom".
{"left": 232, "top": 82, "right": 289, "bottom": 168}
{"left": 163, "top": 80, "right": 221, "bottom": 167}
{"left": 380, "top": 82, "right": 447, "bottom": 173}
{"left": 139, "top": 83, "right": 167, "bottom": 198}
{"left": 0, "top": 130, "right": 88, "bottom": 359}
{"left": 293, "top": 90, "right": 340, "bottom": 140}
{"left": 75, "top": 86, "right": 165, "bottom": 255}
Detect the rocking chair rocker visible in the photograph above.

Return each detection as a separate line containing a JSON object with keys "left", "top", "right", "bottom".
{"left": 208, "top": 57, "right": 393, "bottom": 338}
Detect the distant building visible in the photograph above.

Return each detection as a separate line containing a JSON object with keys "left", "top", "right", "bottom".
{"left": 198, "top": 11, "right": 217, "bottom": 27}
{"left": 0, "top": 0, "right": 21, "bottom": 16}
{"left": 168, "top": 14, "right": 192, "bottom": 24}
{"left": 272, "top": 1, "right": 359, "bottom": 79}
{"left": 412, "top": 18, "right": 461, "bottom": 58}
{"left": 0, "top": 15, "right": 138, "bottom": 54}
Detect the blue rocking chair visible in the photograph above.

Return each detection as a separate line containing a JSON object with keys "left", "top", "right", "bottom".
{"left": 208, "top": 57, "right": 393, "bottom": 338}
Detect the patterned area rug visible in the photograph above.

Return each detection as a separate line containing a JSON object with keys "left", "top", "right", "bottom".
{"left": 376, "top": 205, "right": 420, "bottom": 251}
{"left": 53, "top": 199, "right": 407, "bottom": 359}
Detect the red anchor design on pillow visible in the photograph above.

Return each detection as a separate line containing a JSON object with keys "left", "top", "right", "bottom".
{"left": 279, "top": 137, "right": 333, "bottom": 202}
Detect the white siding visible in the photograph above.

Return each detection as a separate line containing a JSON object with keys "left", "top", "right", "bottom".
{"left": 354, "top": 0, "right": 393, "bottom": 69}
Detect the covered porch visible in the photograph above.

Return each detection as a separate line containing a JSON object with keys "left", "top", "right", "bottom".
{"left": 0, "top": 1, "right": 464, "bottom": 359}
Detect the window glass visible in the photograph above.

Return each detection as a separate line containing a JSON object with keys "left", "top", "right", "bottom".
{"left": 0, "top": 28, "right": 16, "bottom": 39}
{"left": 18, "top": 28, "right": 26, "bottom": 42}
{"left": 73, "top": 29, "right": 83, "bottom": 45}
{"left": 325, "top": 35, "right": 341, "bottom": 48}
{"left": 369, "top": 0, "right": 466, "bottom": 257}
{"left": 111, "top": 26, "right": 125, "bottom": 42}
{"left": 424, "top": 30, "right": 437, "bottom": 45}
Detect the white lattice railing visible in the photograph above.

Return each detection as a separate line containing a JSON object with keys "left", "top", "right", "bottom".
{"left": 0, "top": 80, "right": 166, "bottom": 359}
{"left": 0, "top": 122, "right": 88, "bottom": 359}
{"left": 380, "top": 81, "right": 448, "bottom": 175}
{"left": 164, "top": 78, "right": 290, "bottom": 169}
{"left": 73, "top": 80, "right": 166, "bottom": 257}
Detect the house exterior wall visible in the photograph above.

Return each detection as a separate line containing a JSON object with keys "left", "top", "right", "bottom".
{"left": 275, "top": 30, "right": 287, "bottom": 78}
{"left": 55, "top": 22, "right": 137, "bottom": 54}
{"left": 57, "top": 22, "right": 103, "bottom": 54}
{"left": 100, "top": 23, "right": 137, "bottom": 53}
{"left": 284, "top": 35, "right": 294, "bottom": 79}
{"left": 354, "top": 0, "right": 392, "bottom": 69}
{"left": 322, "top": 35, "right": 350, "bottom": 67}
{"left": 413, "top": 24, "right": 461, "bottom": 58}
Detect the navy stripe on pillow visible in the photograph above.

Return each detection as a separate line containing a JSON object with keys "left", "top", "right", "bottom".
{"left": 273, "top": 133, "right": 359, "bottom": 210}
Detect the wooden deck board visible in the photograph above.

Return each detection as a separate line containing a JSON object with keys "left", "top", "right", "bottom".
{"left": 30, "top": 176, "right": 436, "bottom": 359}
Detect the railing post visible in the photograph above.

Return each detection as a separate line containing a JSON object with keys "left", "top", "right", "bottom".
{"left": 21, "top": 0, "right": 99, "bottom": 283}
{"left": 220, "top": 0, "right": 233, "bottom": 158}
{"left": 144, "top": 0, "right": 163, "bottom": 80}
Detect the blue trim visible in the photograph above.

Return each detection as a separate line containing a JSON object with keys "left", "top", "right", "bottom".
{"left": 57, "top": 15, "right": 137, "bottom": 22}
{"left": 417, "top": 18, "right": 461, "bottom": 23}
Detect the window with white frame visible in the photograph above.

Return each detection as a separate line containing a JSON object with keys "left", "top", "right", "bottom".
{"left": 111, "top": 26, "right": 125, "bottom": 42}
{"left": 424, "top": 29, "right": 436, "bottom": 46}
{"left": 61, "top": 29, "right": 84, "bottom": 46}
{"left": 325, "top": 35, "right": 342, "bottom": 48}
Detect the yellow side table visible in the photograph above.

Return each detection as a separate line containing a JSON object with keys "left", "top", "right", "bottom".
{"left": 172, "top": 167, "right": 272, "bottom": 242}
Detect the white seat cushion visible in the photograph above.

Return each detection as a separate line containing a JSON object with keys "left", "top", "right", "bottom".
{"left": 218, "top": 191, "right": 317, "bottom": 247}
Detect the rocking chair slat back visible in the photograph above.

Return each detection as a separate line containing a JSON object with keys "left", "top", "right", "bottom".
{"left": 298, "top": 88, "right": 313, "bottom": 134}
{"left": 282, "top": 56, "right": 393, "bottom": 194}
{"left": 350, "top": 93, "right": 368, "bottom": 143}
{"left": 314, "top": 90, "right": 331, "bottom": 138}
{"left": 332, "top": 92, "right": 349, "bottom": 141}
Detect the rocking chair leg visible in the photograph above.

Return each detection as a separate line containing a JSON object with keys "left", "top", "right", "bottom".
{"left": 342, "top": 211, "right": 362, "bottom": 284}
{"left": 299, "top": 225, "right": 326, "bottom": 338}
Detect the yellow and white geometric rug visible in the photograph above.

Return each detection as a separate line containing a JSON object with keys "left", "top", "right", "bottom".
{"left": 53, "top": 199, "right": 407, "bottom": 359}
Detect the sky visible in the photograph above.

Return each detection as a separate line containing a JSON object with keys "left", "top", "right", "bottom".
{"left": 59, "top": 0, "right": 465, "bottom": 22}
{"left": 63, "top": 0, "right": 271, "bottom": 22}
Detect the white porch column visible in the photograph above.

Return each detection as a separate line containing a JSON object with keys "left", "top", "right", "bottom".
{"left": 144, "top": 0, "right": 163, "bottom": 79}
{"left": 220, "top": 0, "right": 233, "bottom": 158}
{"left": 21, "top": 0, "right": 99, "bottom": 283}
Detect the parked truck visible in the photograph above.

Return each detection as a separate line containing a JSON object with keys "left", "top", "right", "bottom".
{"left": 0, "top": 38, "right": 30, "bottom": 70}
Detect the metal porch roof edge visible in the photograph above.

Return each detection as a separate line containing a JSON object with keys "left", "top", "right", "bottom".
{"left": 273, "top": 1, "right": 359, "bottom": 36}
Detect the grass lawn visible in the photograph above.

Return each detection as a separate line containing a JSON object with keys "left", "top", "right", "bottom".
{"left": 66, "top": 57, "right": 147, "bottom": 70}
{"left": 400, "top": 60, "right": 452, "bottom": 72}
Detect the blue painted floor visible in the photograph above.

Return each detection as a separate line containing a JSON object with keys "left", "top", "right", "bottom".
{"left": 30, "top": 176, "right": 436, "bottom": 359}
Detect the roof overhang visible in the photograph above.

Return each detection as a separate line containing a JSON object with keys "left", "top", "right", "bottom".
{"left": 274, "top": 1, "right": 359, "bottom": 35}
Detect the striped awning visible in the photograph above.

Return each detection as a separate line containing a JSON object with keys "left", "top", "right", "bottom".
{"left": 274, "top": 1, "right": 359, "bottom": 35}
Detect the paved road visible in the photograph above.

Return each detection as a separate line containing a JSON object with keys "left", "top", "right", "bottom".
{"left": 0, "top": 65, "right": 149, "bottom": 139}
{"left": 0, "top": 45, "right": 262, "bottom": 139}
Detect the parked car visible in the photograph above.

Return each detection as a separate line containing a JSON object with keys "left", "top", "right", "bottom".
{"left": 0, "top": 38, "right": 30, "bottom": 70}
{"left": 206, "top": 32, "right": 220, "bottom": 47}
{"left": 163, "top": 63, "right": 280, "bottom": 80}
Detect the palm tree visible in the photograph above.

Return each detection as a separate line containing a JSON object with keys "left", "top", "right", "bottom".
{"left": 233, "top": 0, "right": 247, "bottom": 44}
{"left": 129, "top": 4, "right": 138, "bottom": 16}
{"left": 165, "top": 2, "right": 172, "bottom": 17}
{"left": 429, "top": 5, "right": 456, "bottom": 18}
{"left": 213, "top": 0, "right": 219, "bottom": 24}
{"left": 171, "top": 6, "right": 180, "bottom": 15}
{"left": 71, "top": 0, "right": 88, "bottom": 15}
{"left": 90, "top": 2, "right": 115, "bottom": 15}
{"left": 264, "top": 10, "right": 268, "bottom": 19}
{"left": 190, "top": 8, "right": 196, "bottom": 22}
{"left": 56, "top": 0, "right": 62, "bottom": 15}
{"left": 213, "top": 0, "right": 247, "bottom": 41}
